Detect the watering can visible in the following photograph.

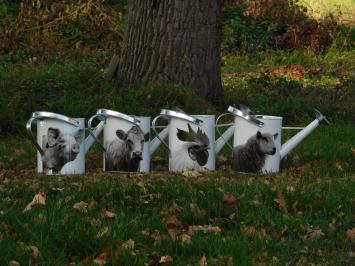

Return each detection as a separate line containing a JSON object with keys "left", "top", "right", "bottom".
{"left": 26, "top": 111, "right": 104, "bottom": 175}
{"left": 152, "top": 109, "right": 215, "bottom": 172}
{"left": 88, "top": 109, "right": 169, "bottom": 172}
{"left": 216, "top": 106, "right": 330, "bottom": 173}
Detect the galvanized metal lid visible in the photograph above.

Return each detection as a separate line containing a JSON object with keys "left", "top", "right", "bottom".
{"left": 95, "top": 109, "right": 140, "bottom": 125}
{"left": 159, "top": 109, "right": 202, "bottom": 125}
{"left": 30, "top": 111, "right": 80, "bottom": 127}
{"left": 227, "top": 106, "right": 264, "bottom": 127}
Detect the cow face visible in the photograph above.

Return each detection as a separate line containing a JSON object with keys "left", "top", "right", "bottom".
{"left": 256, "top": 131, "right": 278, "bottom": 155}
{"left": 116, "top": 125, "right": 149, "bottom": 161}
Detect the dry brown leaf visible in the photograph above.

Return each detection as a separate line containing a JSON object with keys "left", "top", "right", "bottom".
{"left": 92, "top": 258, "right": 106, "bottom": 266}
{"left": 274, "top": 193, "right": 288, "bottom": 213}
{"left": 190, "top": 202, "right": 205, "bottom": 217}
{"left": 199, "top": 255, "right": 207, "bottom": 266}
{"left": 159, "top": 255, "right": 173, "bottom": 264}
{"left": 96, "top": 226, "right": 109, "bottom": 238}
{"left": 252, "top": 193, "right": 262, "bottom": 205}
{"left": 8, "top": 261, "right": 20, "bottom": 266}
{"left": 306, "top": 228, "right": 325, "bottom": 239}
{"left": 351, "top": 147, "right": 355, "bottom": 156}
{"left": 101, "top": 209, "right": 116, "bottom": 219}
{"left": 121, "top": 239, "right": 135, "bottom": 251}
{"left": 180, "top": 233, "right": 192, "bottom": 245}
{"left": 182, "top": 170, "right": 201, "bottom": 178}
{"left": 346, "top": 228, "right": 355, "bottom": 242}
{"left": 188, "top": 225, "right": 221, "bottom": 235}
{"left": 166, "top": 216, "right": 182, "bottom": 229}
{"left": 29, "top": 245, "right": 40, "bottom": 258}
{"left": 240, "top": 225, "right": 266, "bottom": 239}
{"left": 23, "top": 192, "right": 46, "bottom": 213}
{"left": 73, "top": 201, "right": 88, "bottom": 213}
{"left": 223, "top": 193, "right": 244, "bottom": 205}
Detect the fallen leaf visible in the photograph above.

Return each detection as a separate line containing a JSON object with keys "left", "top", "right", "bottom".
{"left": 96, "top": 226, "right": 109, "bottom": 238}
{"left": 190, "top": 202, "right": 205, "bottom": 217}
{"left": 252, "top": 193, "right": 262, "bottom": 205}
{"left": 182, "top": 170, "right": 201, "bottom": 178}
{"left": 240, "top": 225, "right": 266, "bottom": 239}
{"left": 305, "top": 227, "right": 325, "bottom": 240}
{"left": 159, "top": 255, "right": 173, "bottom": 264}
{"left": 101, "top": 209, "right": 117, "bottom": 219}
{"left": 73, "top": 201, "right": 88, "bottom": 213}
{"left": 180, "top": 233, "right": 192, "bottom": 245}
{"left": 8, "top": 261, "right": 20, "bottom": 266}
{"left": 23, "top": 192, "right": 46, "bottom": 213}
{"left": 274, "top": 193, "right": 288, "bottom": 213}
{"left": 227, "top": 257, "right": 234, "bottom": 266}
{"left": 92, "top": 258, "right": 106, "bottom": 265}
{"left": 346, "top": 228, "right": 355, "bottom": 242}
{"left": 166, "top": 216, "right": 182, "bottom": 229}
{"left": 29, "top": 245, "right": 40, "bottom": 258}
{"left": 121, "top": 239, "right": 135, "bottom": 251}
{"left": 199, "top": 255, "right": 207, "bottom": 266}
{"left": 223, "top": 193, "right": 244, "bottom": 205}
{"left": 351, "top": 147, "right": 355, "bottom": 156}
{"left": 188, "top": 225, "right": 221, "bottom": 235}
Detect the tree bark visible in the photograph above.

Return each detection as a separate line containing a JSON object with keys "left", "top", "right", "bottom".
{"left": 109, "top": 0, "right": 223, "bottom": 103}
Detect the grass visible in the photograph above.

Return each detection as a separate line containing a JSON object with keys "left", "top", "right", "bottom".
{"left": 0, "top": 120, "right": 354, "bottom": 264}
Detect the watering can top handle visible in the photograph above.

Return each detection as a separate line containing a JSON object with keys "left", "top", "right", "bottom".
{"left": 215, "top": 112, "right": 235, "bottom": 151}
{"left": 87, "top": 113, "right": 106, "bottom": 152}
{"left": 94, "top": 108, "right": 141, "bottom": 125}
{"left": 227, "top": 106, "right": 264, "bottom": 127}
{"left": 26, "top": 116, "right": 45, "bottom": 156}
{"left": 159, "top": 109, "right": 203, "bottom": 125}
{"left": 151, "top": 114, "right": 170, "bottom": 153}
{"left": 29, "top": 111, "right": 80, "bottom": 127}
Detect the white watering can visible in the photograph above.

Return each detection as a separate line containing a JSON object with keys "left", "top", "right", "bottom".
{"left": 216, "top": 106, "right": 330, "bottom": 173}
{"left": 88, "top": 109, "right": 169, "bottom": 172}
{"left": 26, "top": 111, "right": 104, "bottom": 175}
{"left": 152, "top": 109, "right": 216, "bottom": 172}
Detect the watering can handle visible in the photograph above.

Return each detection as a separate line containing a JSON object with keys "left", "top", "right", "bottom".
{"left": 216, "top": 113, "right": 235, "bottom": 151}
{"left": 87, "top": 114, "right": 107, "bottom": 152}
{"left": 26, "top": 117, "right": 45, "bottom": 156}
{"left": 151, "top": 114, "right": 170, "bottom": 154}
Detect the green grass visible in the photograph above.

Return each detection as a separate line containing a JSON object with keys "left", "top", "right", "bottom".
{"left": 0, "top": 121, "right": 354, "bottom": 264}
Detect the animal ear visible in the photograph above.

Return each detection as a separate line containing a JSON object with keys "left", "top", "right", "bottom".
{"left": 273, "top": 133, "right": 279, "bottom": 140}
{"left": 74, "top": 129, "right": 84, "bottom": 143}
{"left": 144, "top": 132, "right": 150, "bottom": 142}
{"left": 47, "top": 128, "right": 60, "bottom": 147}
{"left": 116, "top": 129, "right": 127, "bottom": 140}
{"left": 176, "top": 128, "right": 189, "bottom": 141}
{"left": 256, "top": 131, "right": 262, "bottom": 139}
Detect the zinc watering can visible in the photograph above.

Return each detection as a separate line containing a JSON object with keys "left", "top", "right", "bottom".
{"left": 152, "top": 109, "right": 215, "bottom": 172}
{"left": 216, "top": 106, "right": 330, "bottom": 173}
{"left": 26, "top": 111, "right": 104, "bottom": 175}
{"left": 88, "top": 109, "right": 169, "bottom": 172}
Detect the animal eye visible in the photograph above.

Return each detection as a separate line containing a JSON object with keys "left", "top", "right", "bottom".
{"left": 127, "top": 139, "right": 133, "bottom": 144}
{"left": 263, "top": 137, "right": 268, "bottom": 142}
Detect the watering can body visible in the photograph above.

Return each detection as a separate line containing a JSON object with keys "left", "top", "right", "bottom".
{"left": 26, "top": 112, "right": 103, "bottom": 175}
{"left": 88, "top": 109, "right": 151, "bottom": 172}
{"left": 153, "top": 110, "right": 215, "bottom": 172}
{"left": 227, "top": 106, "right": 329, "bottom": 173}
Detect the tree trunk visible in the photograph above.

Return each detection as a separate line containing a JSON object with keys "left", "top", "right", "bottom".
{"left": 109, "top": 0, "right": 223, "bottom": 103}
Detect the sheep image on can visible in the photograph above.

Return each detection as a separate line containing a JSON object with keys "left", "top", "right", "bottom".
{"left": 170, "top": 123, "right": 210, "bottom": 172}
{"left": 232, "top": 131, "right": 278, "bottom": 173}
{"left": 105, "top": 125, "right": 150, "bottom": 172}
{"left": 41, "top": 127, "right": 83, "bottom": 174}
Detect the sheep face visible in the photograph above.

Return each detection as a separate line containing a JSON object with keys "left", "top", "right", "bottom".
{"left": 256, "top": 131, "right": 278, "bottom": 155}
{"left": 42, "top": 127, "right": 83, "bottom": 172}
{"left": 176, "top": 124, "right": 210, "bottom": 166}
{"left": 116, "top": 125, "right": 149, "bottom": 162}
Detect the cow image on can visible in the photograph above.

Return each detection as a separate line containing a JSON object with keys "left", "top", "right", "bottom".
{"left": 88, "top": 109, "right": 150, "bottom": 172}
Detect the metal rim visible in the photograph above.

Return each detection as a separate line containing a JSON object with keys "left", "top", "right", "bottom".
{"left": 31, "top": 111, "right": 80, "bottom": 127}
{"left": 227, "top": 106, "right": 264, "bottom": 127}
{"left": 160, "top": 109, "right": 202, "bottom": 125}
{"left": 95, "top": 109, "right": 140, "bottom": 125}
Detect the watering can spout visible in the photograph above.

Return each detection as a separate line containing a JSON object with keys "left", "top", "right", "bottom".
{"left": 280, "top": 109, "right": 329, "bottom": 159}
{"left": 149, "top": 127, "right": 169, "bottom": 156}
{"left": 84, "top": 121, "right": 105, "bottom": 154}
